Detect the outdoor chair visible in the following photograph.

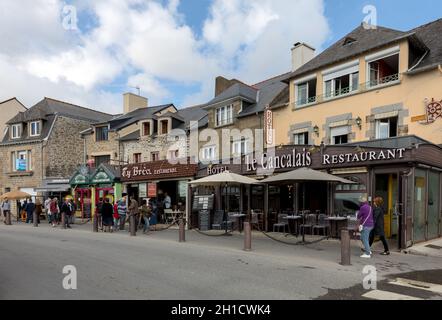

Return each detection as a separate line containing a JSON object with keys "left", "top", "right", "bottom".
{"left": 212, "top": 210, "right": 225, "bottom": 230}
{"left": 251, "top": 209, "right": 264, "bottom": 230}
{"left": 221, "top": 212, "right": 236, "bottom": 231}
{"left": 312, "top": 214, "right": 330, "bottom": 237}
{"left": 299, "top": 214, "right": 316, "bottom": 235}
{"left": 273, "top": 214, "right": 288, "bottom": 233}
{"left": 164, "top": 209, "right": 174, "bottom": 224}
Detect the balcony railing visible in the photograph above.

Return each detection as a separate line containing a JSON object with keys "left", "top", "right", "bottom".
{"left": 294, "top": 73, "right": 401, "bottom": 108}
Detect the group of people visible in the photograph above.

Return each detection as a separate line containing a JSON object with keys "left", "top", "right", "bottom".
{"left": 357, "top": 196, "right": 390, "bottom": 258}
{"left": 97, "top": 196, "right": 158, "bottom": 234}
{"left": 44, "top": 197, "right": 76, "bottom": 228}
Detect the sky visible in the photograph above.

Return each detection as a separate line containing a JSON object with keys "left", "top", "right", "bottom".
{"left": 0, "top": 0, "right": 441, "bottom": 115}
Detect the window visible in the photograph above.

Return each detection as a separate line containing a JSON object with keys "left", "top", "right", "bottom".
{"left": 11, "top": 150, "right": 31, "bottom": 171}
{"left": 215, "top": 105, "right": 233, "bottom": 126}
{"left": 29, "top": 121, "right": 41, "bottom": 137}
{"left": 11, "top": 124, "right": 22, "bottom": 139}
{"left": 296, "top": 79, "right": 317, "bottom": 106}
{"left": 133, "top": 153, "right": 142, "bottom": 164}
{"left": 95, "top": 126, "right": 109, "bottom": 141}
{"left": 201, "top": 146, "right": 216, "bottom": 161}
{"left": 368, "top": 53, "right": 399, "bottom": 87}
{"left": 232, "top": 139, "right": 248, "bottom": 156}
{"left": 151, "top": 152, "right": 160, "bottom": 162}
{"left": 168, "top": 150, "right": 179, "bottom": 160}
{"left": 330, "top": 126, "right": 350, "bottom": 145}
{"left": 142, "top": 122, "right": 151, "bottom": 136}
{"left": 160, "top": 120, "right": 169, "bottom": 135}
{"left": 376, "top": 117, "right": 398, "bottom": 139}
{"left": 94, "top": 155, "right": 110, "bottom": 167}
{"left": 293, "top": 132, "right": 309, "bottom": 145}
{"left": 324, "top": 72, "right": 359, "bottom": 99}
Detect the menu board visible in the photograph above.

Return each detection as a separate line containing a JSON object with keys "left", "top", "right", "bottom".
{"left": 192, "top": 195, "right": 214, "bottom": 211}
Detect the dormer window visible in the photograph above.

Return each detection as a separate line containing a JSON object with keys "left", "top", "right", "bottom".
{"left": 141, "top": 121, "right": 152, "bottom": 136}
{"left": 216, "top": 104, "right": 233, "bottom": 127}
{"left": 343, "top": 37, "right": 357, "bottom": 46}
{"left": 29, "top": 121, "right": 41, "bottom": 137}
{"left": 11, "top": 124, "right": 22, "bottom": 139}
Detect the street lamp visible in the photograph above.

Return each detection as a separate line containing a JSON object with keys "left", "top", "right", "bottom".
{"left": 313, "top": 125, "right": 320, "bottom": 137}
{"left": 355, "top": 116, "right": 362, "bottom": 130}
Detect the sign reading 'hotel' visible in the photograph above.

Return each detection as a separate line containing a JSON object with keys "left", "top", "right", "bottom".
{"left": 246, "top": 147, "right": 407, "bottom": 172}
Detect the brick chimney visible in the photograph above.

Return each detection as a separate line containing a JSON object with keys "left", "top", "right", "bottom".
{"left": 214, "top": 76, "right": 242, "bottom": 97}
{"left": 123, "top": 92, "right": 148, "bottom": 114}
{"left": 291, "top": 42, "right": 315, "bottom": 72}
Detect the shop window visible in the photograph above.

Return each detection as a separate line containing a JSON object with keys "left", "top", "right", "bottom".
{"left": 133, "top": 153, "right": 142, "bottom": 164}
{"left": 95, "top": 126, "right": 109, "bottom": 141}
{"left": 293, "top": 132, "right": 309, "bottom": 145}
{"left": 376, "top": 117, "right": 398, "bottom": 139}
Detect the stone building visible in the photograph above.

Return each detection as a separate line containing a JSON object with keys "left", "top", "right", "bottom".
{"left": 0, "top": 98, "right": 27, "bottom": 140}
{"left": 0, "top": 97, "right": 113, "bottom": 204}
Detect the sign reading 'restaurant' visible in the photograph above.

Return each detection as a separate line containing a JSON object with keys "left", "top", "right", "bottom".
{"left": 121, "top": 160, "right": 198, "bottom": 182}
{"left": 246, "top": 148, "right": 406, "bottom": 172}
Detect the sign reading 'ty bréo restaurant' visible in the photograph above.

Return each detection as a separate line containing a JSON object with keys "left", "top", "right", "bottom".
{"left": 121, "top": 160, "right": 198, "bottom": 182}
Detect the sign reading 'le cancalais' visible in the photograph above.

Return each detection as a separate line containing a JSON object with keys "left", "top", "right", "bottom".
{"left": 246, "top": 148, "right": 406, "bottom": 171}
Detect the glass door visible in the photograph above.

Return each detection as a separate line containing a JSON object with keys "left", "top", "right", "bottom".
{"left": 427, "top": 172, "right": 440, "bottom": 240}
{"left": 413, "top": 169, "right": 427, "bottom": 242}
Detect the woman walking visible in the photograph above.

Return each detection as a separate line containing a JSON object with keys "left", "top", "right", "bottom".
{"left": 357, "top": 195, "right": 374, "bottom": 258}
{"left": 369, "top": 197, "right": 390, "bottom": 255}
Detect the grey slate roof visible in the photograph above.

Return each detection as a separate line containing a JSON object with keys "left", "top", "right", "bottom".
{"left": 108, "top": 104, "right": 174, "bottom": 131}
{"left": 2, "top": 98, "right": 113, "bottom": 145}
{"left": 285, "top": 18, "right": 442, "bottom": 81}
{"left": 206, "top": 82, "right": 258, "bottom": 106}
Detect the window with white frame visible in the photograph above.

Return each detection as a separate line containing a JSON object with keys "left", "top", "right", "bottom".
{"left": 323, "top": 62, "right": 359, "bottom": 99}
{"left": 11, "top": 150, "right": 32, "bottom": 171}
{"left": 29, "top": 121, "right": 41, "bottom": 137}
{"left": 11, "top": 124, "right": 22, "bottom": 139}
{"left": 201, "top": 145, "right": 216, "bottom": 161}
{"left": 215, "top": 105, "right": 233, "bottom": 127}
{"left": 293, "top": 132, "right": 309, "bottom": 145}
{"left": 375, "top": 117, "right": 398, "bottom": 139}
{"left": 232, "top": 139, "right": 249, "bottom": 156}
{"left": 330, "top": 126, "right": 350, "bottom": 145}
{"left": 295, "top": 79, "right": 317, "bottom": 106}
{"left": 366, "top": 48, "right": 399, "bottom": 88}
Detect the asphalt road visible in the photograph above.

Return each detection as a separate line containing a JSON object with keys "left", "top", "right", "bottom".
{"left": 1, "top": 223, "right": 441, "bottom": 300}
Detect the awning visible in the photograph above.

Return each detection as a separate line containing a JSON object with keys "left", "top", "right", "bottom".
{"left": 189, "top": 171, "right": 260, "bottom": 186}
{"left": 35, "top": 179, "right": 71, "bottom": 193}
{"left": 261, "top": 167, "right": 356, "bottom": 184}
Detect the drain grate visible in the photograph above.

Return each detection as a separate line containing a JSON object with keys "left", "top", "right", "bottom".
{"left": 425, "top": 244, "right": 442, "bottom": 250}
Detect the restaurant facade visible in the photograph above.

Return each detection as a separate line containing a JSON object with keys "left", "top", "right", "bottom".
{"left": 193, "top": 136, "right": 442, "bottom": 249}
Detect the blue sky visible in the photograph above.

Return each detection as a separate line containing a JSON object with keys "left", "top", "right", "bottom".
{"left": 0, "top": 0, "right": 441, "bottom": 114}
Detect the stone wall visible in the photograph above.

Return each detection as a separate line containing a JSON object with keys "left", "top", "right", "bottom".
{"left": 84, "top": 130, "right": 120, "bottom": 163}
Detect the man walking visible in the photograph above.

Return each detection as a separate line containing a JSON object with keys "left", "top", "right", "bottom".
{"left": 1, "top": 197, "right": 11, "bottom": 225}
{"left": 60, "top": 198, "right": 73, "bottom": 229}
{"left": 128, "top": 196, "right": 139, "bottom": 234}
{"left": 25, "top": 199, "right": 35, "bottom": 224}
{"left": 117, "top": 197, "right": 127, "bottom": 231}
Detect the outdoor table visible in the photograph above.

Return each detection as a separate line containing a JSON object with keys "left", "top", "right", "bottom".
{"left": 230, "top": 213, "right": 246, "bottom": 233}
{"left": 326, "top": 217, "right": 348, "bottom": 239}
{"left": 284, "top": 216, "right": 302, "bottom": 236}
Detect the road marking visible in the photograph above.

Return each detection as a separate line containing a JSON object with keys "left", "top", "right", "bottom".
{"left": 362, "top": 290, "right": 423, "bottom": 300}
{"left": 389, "top": 278, "right": 442, "bottom": 294}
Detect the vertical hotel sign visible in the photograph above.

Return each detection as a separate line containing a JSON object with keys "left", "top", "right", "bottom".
{"left": 264, "top": 104, "right": 274, "bottom": 145}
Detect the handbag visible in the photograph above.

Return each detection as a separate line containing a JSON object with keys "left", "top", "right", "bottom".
{"left": 358, "top": 207, "right": 372, "bottom": 232}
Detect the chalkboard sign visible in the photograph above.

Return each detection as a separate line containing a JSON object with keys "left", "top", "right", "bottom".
{"left": 192, "top": 195, "right": 214, "bottom": 211}
{"left": 199, "top": 210, "right": 211, "bottom": 231}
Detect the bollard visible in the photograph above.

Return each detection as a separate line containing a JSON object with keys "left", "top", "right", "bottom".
{"left": 93, "top": 214, "right": 98, "bottom": 232}
{"left": 61, "top": 212, "right": 66, "bottom": 229}
{"left": 129, "top": 214, "right": 136, "bottom": 236}
{"left": 340, "top": 229, "right": 351, "bottom": 266}
{"left": 179, "top": 218, "right": 186, "bottom": 242}
{"left": 33, "top": 211, "right": 38, "bottom": 227}
{"left": 243, "top": 222, "right": 252, "bottom": 251}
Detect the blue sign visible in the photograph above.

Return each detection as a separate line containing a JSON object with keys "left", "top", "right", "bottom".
{"left": 16, "top": 159, "right": 26, "bottom": 171}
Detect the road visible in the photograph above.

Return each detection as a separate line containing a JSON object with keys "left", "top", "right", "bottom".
{"left": 1, "top": 223, "right": 441, "bottom": 300}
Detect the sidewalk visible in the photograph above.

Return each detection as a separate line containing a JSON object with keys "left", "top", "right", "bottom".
{"left": 404, "top": 238, "right": 442, "bottom": 258}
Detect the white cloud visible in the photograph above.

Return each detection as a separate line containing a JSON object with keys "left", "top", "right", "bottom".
{"left": 0, "top": 0, "right": 330, "bottom": 113}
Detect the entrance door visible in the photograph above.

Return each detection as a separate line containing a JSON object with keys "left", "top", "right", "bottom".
{"left": 427, "top": 171, "right": 440, "bottom": 240}
{"left": 375, "top": 174, "right": 399, "bottom": 241}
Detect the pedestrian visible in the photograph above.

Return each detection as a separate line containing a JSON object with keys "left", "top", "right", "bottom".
{"left": 60, "top": 198, "right": 72, "bottom": 229}
{"left": 128, "top": 196, "right": 139, "bottom": 233}
{"left": 163, "top": 192, "right": 172, "bottom": 209}
{"left": 96, "top": 198, "right": 104, "bottom": 230}
{"left": 68, "top": 199, "right": 76, "bottom": 225}
{"left": 117, "top": 197, "right": 127, "bottom": 231}
{"left": 25, "top": 199, "right": 35, "bottom": 224}
{"left": 113, "top": 201, "right": 120, "bottom": 232}
{"left": 1, "top": 197, "right": 11, "bottom": 225}
{"left": 369, "top": 197, "right": 390, "bottom": 256}
{"left": 357, "top": 195, "right": 374, "bottom": 258}
{"left": 44, "top": 197, "right": 52, "bottom": 224}
{"left": 101, "top": 198, "right": 114, "bottom": 233}
{"left": 34, "top": 199, "right": 42, "bottom": 225}
{"left": 149, "top": 199, "right": 158, "bottom": 231}
{"left": 49, "top": 198, "right": 59, "bottom": 227}
{"left": 139, "top": 200, "right": 152, "bottom": 234}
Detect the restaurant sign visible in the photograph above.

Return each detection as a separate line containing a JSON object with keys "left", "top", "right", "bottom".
{"left": 91, "top": 170, "right": 112, "bottom": 184}
{"left": 246, "top": 147, "right": 406, "bottom": 172}
{"left": 121, "top": 160, "right": 198, "bottom": 182}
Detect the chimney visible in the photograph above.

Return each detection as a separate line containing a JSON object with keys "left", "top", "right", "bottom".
{"left": 291, "top": 42, "right": 315, "bottom": 72}
{"left": 123, "top": 92, "right": 148, "bottom": 114}
{"left": 214, "top": 76, "right": 241, "bottom": 97}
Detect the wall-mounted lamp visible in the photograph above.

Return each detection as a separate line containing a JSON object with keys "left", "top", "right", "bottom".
{"left": 355, "top": 116, "right": 362, "bottom": 130}
{"left": 313, "top": 125, "right": 320, "bottom": 137}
